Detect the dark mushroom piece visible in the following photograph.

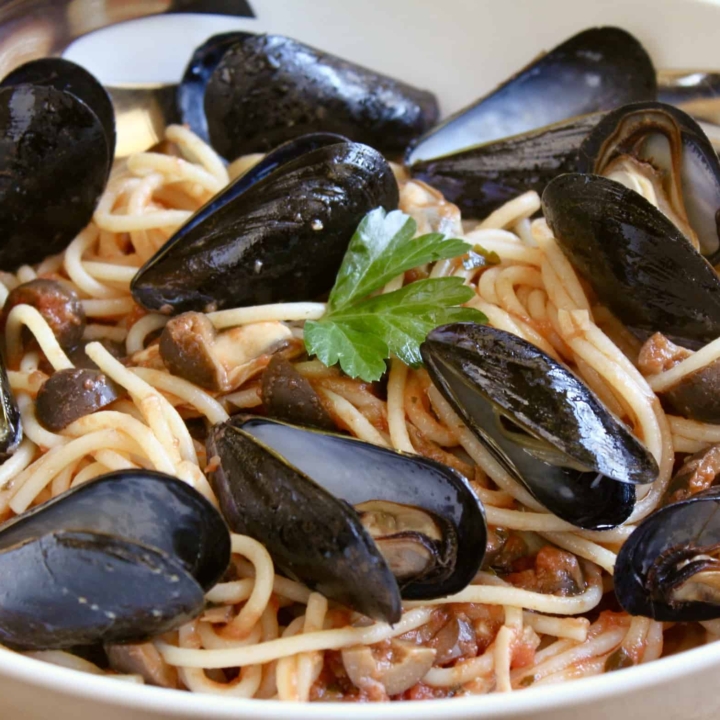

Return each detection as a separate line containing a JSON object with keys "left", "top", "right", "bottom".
{"left": 203, "top": 33, "right": 439, "bottom": 159}
{"left": 131, "top": 134, "right": 398, "bottom": 314}
{"left": 0, "top": 469, "right": 231, "bottom": 649}
{"left": 542, "top": 173, "right": 720, "bottom": 348}
{"left": 406, "top": 26, "right": 656, "bottom": 217}
{"left": 0, "top": 84, "right": 110, "bottom": 270}
{"left": 67, "top": 338, "right": 125, "bottom": 370}
{"left": 639, "top": 332, "right": 720, "bottom": 424}
{"left": 577, "top": 102, "right": 720, "bottom": 261}
{"left": 421, "top": 323, "right": 658, "bottom": 529}
{"left": 207, "top": 416, "right": 486, "bottom": 623}
{"left": 261, "top": 355, "right": 335, "bottom": 430}
{"left": 36, "top": 369, "right": 121, "bottom": 432}
{"left": 159, "top": 311, "right": 291, "bottom": 392}
{"left": 615, "top": 487, "right": 720, "bottom": 621}
{"left": 3, "top": 279, "right": 86, "bottom": 351}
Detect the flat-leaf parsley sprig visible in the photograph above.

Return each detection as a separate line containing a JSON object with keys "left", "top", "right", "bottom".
{"left": 304, "top": 208, "right": 487, "bottom": 381}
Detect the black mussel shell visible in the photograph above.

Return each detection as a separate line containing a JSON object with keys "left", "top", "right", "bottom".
{"left": 0, "top": 84, "right": 110, "bottom": 270}
{"left": 1, "top": 58, "right": 116, "bottom": 164}
{"left": 543, "top": 173, "right": 720, "bottom": 348}
{"left": 421, "top": 323, "right": 658, "bottom": 529}
{"left": 204, "top": 33, "right": 439, "bottom": 159}
{"left": 0, "top": 357, "right": 21, "bottom": 460}
{"left": 577, "top": 101, "right": 720, "bottom": 260}
{"left": 0, "top": 531, "right": 204, "bottom": 650}
{"left": 131, "top": 136, "right": 398, "bottom": 314}
{"left": 207, "top": 416, "right": 486, "bottom": 623}
{"left": 407, "top": 27, "right": 655, "bottom": 217}
{"left": 410, "top": 113, "right": 603, "bottom": 219}
{"left": 615, "top": 487, "right": 720, "bottom": 621}
{"left": 178, "top": 31, "right": 255, "bottom": 144}
{"left": 0, "top": 470, "right": 230, "bottom": 591}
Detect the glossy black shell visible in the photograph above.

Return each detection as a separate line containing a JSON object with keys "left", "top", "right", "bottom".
{"left": 207, "top": 416, "right": 487, "bottom": 623}
{"left": 615, "top": 487, "right": 720, "bottom": 621}
{"left": 0, "top": 470, "right": 231, "bottom": 649}
{"left": 204, "top": 33, "right": 439, "bottom": 158}
{"left": 421, "top": 323, "right": 658, "bottom": 529}
{"left": 178, "top": 31, "right": 254, "bottom": 144}
{"left": 0, "top": 84, "right": 110, "bottom": 270}
{"left": 407, "top": 27, "right": 656, "bottom": 217}
{"left": 1, "top": 57, "right": 116, "bottom": 163}
{"left": 0, "top": 357, "right": 21, "bottom": 459}
{"left": 131, "top": 136, "right": 399, "bottom": 313}
{"left": 542, "top": 173, "right": 720, "bottom": 347}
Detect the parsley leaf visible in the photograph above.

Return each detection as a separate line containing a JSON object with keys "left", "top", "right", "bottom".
{"left": 305, "top": 208, "right": 488, "bottom": 382}
{"left": 327, "top": 208, "right": 471, "bottom": 312}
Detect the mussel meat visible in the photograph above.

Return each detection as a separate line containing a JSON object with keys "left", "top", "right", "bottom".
{"left": 542, "top": 173, "right": 720, "bottom": 347}
{"left": 407, "top": 27, "right": 656, "bottom": 217}
{"left": 577, "top": 101, "right": 720, "bottom": 260}
{"left": 206, "top": 416, "right": 486, "bottom": 623}
{"left": 421, "top": 323, "right": 658, "bottom": 529}
{"left": 0, "top": 470, "right": 230, "bottom": 649}
{"left": 615, "top": 487, "right": 720, "bottom": 621}
{"left": 131, "top": 134, "right": 399, "bottom": 314}
{"left": 203, "top": 33, "right": 439, "bottom": 159}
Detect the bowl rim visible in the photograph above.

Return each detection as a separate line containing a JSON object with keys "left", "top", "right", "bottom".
{"left": 2, "top": 631, "right": 719, "bottom": 718}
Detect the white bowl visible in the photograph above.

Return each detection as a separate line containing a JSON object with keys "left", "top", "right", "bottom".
{"left": 2, "top": 0, "right": 720, "bottom": 717}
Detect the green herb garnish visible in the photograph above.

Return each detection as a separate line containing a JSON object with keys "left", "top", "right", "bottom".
{"left": 304, "top": 208, "right": 487, "bottom": 381}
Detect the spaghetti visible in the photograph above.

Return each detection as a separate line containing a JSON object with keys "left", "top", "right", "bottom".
{"left": 1, "top": 124, "right": 715, "bottom": 701}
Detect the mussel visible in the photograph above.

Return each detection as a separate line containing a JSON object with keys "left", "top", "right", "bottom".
{"left": 0, "top": 356, "right": 21, "bottom": 460}
{"left": 407, "top": 27, "right": 656, "bottom": 217}
{"left": 420, "top": 323, "right": 658, "bottom": 529}
{"left": 0, "top": 470, "right": 230, "bottom": 649}
{"left": 202, "top": 33, "right": 439, "bottom": 159}
{"left": 177, "top": 31, "right": 254, "bottom": 144}
{"left": 131, "top": 133, "right": 399, "bottom": 314}
{"left": 615, "top": 487, "right": 720, "bottom": 621}
{"left": 0, "top": 58, "right": 113, "bottom": 270}
{"left": 542, "top": 173, "right": 720, "bottom": 347}
{"left": 206, "top": 416, "right": 486, "bottom": 623}
{"left": 577, "top": 101, "right": 720, "bottom": 260}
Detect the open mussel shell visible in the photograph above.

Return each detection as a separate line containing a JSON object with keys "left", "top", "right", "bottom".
{"left": 1, "top": 57, "right": 116, "bottom": 164}
{"left": 204, "top": 33, "right": 439, "bottom": 159}
{"left": 407, "top": 27, "right": 656, "bottom": 217}
{"left": 0, "top": 357, "right": 21, "bottom": 460}
{"left": 0, "top": 470, "right": 231, "bottom": 649}
{"left": 577, "top": 101, "right": 720, "bottom": 260}
{"left": 615, "top": 487, "right": 720, "bottom": 621}
{"left": 131, "top": 135, "right": 399, "bottom": 314}
{"left": 543, "top": 173, "right": 720, "bottom": 348}
{"left": 207, "top": 416, "right": 486, "bottom": 623}
{"left": 421, "top": 323, "right": 658, "bottom": 529}
{"left": 0, "top": 84, "right": 110, "bottom": 270}
{"left": 177, "top": 31, "right": 255, "bottom": 144}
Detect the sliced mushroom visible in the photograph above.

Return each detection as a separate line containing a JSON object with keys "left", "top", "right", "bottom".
{"left": 105, "top": 642, "right": 179, "bottom": 688}
{"left": 159, "top": 312, "right": 292, "bottom": 392}
{"left": 36, "top": 368, "right": 121, "bottom": 431}
{"left": 261, "top": 355, "right": 335, "bottom": 430}
{"left": 356, "top": 500, "right": 451, "bottom": 584}
{"left": 3, "top": 279, "right": 85, "bottom": 349}
{"left": 428, "top": 616, "right": 477, "bottom": 666}
{"left": 341, "top": 640, "right": 436, "bottom": 696}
